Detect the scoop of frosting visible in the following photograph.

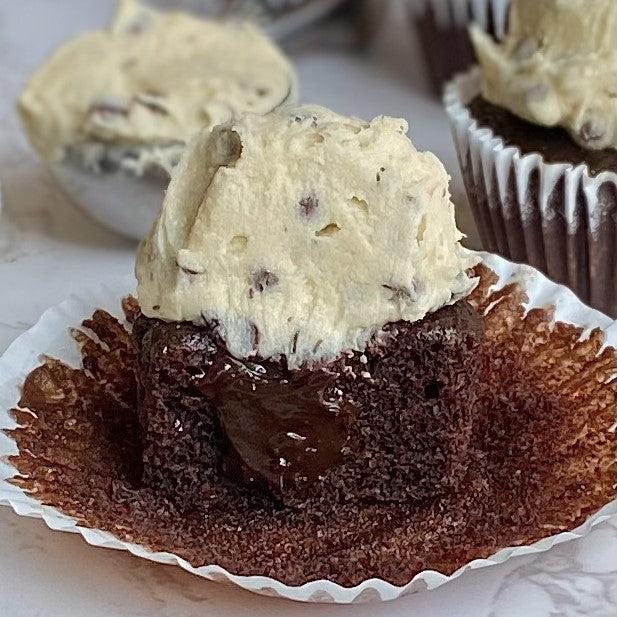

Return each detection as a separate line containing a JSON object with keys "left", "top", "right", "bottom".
{"left": 470, "top": 0, "right": 616, "bottom": 150}
{"left": 18, "top": 0, "right": 295, "bottom": 162}
{"left": 136, "top": 104, "right": 476, "bottom": 368}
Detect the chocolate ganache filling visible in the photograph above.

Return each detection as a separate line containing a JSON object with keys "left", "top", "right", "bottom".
{"left": 133, "top": 300, "right": 484, "bottom": 506}
{"left": 199, "top": 349, "right": 354, "bottom": 492}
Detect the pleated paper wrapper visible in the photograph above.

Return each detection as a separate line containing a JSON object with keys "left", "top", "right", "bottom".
{"left": 0, "top": 252, "right": 615, "bottom": 604}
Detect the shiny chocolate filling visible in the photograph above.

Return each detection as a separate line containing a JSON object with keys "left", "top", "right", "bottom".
{"left": 132, "top": 300, "right": 484, "bottom": 507}
{"left": 199, "top": 353, "right": 354, "bottom": 492}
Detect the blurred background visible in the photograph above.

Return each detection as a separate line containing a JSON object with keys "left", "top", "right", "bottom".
{"left": 0, "top": 4, "right": 616, "bottom": 617}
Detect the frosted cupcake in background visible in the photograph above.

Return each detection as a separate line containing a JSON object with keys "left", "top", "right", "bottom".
{"left": 445, "top": 0, "right": 616, "bottom": 317}
{"left": 17, "top": 0, "right": 297, "bottom": 239}
{"left": 408, "top": 0, "right": 511, "bottom": 95}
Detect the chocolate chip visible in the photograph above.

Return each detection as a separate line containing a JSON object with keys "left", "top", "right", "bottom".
{"left": 299, "top": 196, "right": 319, "bottom": 218}
{"left": 382, "top": 280, "right": 418, "bottom": 304}
{"left": 250, "top": 269, "right": 279, "bottom": 296}
{"left": 250, "top": 323, "right": 260, "bottom": 350}
{"left": 291, "top": 331, "right": 299, "bottom": 355}
{"left": 98, "top": 154, "right": 120, "bottom": 174}
{"left": 135, "top": 93, "right": 169, "bottom": 116}
{"left": 580, "top": 120, "right": 606, "bottom": 145}
{"left": 88, "top": 98, "right": 129, "bottom": 120}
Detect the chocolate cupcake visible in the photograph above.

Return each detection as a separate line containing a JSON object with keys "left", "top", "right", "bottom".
{"left": 408, "top": 0, "right": 511, "bottom": 95}
{"left": 444, "top": 0, "right": 616, "bottom": 317}
{"left": 134, "top": 103, "right": 478, "bottom": 508}
{"left": 17, "top": 0, "right": 297, "bottom": 239}
{"left": 2, "top": 104, "right": 616, "bottom": 598}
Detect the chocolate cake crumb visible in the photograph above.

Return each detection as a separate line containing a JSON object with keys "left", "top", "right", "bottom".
{"left": 5, "top": 266, "right": 615, "bottom": 586}
{"left": 468, "top": 97, "right": 617, "bottom": 176}
{"left": 131, "top": 300, "right": 483, "bottom": 508}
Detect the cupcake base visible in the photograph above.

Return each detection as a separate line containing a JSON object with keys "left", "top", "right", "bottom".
{"left": 446, "top": 70, "right": 617, "bottom": 317}
{"left": 3, "top": 261, "right": 614, "bottom": 590}
{"left": 132, "top": 301, "right": 483, "bottom": 510}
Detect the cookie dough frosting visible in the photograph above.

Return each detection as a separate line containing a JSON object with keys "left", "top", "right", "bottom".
{"left": 136, "top": 104, "right": 476, "bottom": 368}
{"left": 470, "top": 0, "right": 616, "bottom": 150}
{"left": 18, "top": 0, "right": 295, "bottom": 171}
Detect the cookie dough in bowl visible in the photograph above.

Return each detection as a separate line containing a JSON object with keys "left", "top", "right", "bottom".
{"left": 17, "top": 0, "right": 297, "bottom": 240}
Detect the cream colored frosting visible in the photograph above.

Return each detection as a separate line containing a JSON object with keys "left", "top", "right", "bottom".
{"left": 18, "top": 0, "right": 296, "bottom": 170}
{"left": 470, "top": 0, "right": 616, "bottom": 150}
{"left": 136, "top": 104, "right": 476, "bottom": 368}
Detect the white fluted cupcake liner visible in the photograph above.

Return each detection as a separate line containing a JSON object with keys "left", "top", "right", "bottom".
{"left": 409, "top": 0, "right": 510, "bottom": 35}
{"left": 444, "top": 68, "right": 617, "bottom": 318}
{"left": 408, "top": 0, "right": 511, "bottom": 93}
{"left": 0, "top": 252, "right": 615, "bottom": 604}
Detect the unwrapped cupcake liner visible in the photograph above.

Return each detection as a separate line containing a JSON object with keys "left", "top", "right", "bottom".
{"left": 0, "top": 252, "right": 615, "bottom": 604}
{"left": 445, "top": 69, "right": 617, "bottom": 318}
{"left": 408, "top": 0, "right": 511, "bottom": 94}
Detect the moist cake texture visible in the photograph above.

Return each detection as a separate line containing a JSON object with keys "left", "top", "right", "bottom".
{"left": 6, "top": 266, "right": 615, "bottom": 586}
{"left": 132, "top": 300, "right": 484, "bottom": 508}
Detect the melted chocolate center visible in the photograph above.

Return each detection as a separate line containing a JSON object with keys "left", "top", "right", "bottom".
{"left": 199, "top": 355, "right": 354, "bottom": 493}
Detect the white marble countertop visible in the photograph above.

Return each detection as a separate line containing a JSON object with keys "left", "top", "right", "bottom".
{"left": 0, "top": 1, "right": 615, "bottom": 615}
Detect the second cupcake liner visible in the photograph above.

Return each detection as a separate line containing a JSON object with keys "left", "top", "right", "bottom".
{"left": 445, "top": 68, "right": 617, "bottom": 318}
{"left": 408, "top": 0, "right": 511, "bottom": 94}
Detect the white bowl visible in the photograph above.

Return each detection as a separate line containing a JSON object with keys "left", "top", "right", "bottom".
{"left": 49, "top": 160, "right": 168, "bottom": 241}
{"left": 47, "top": 74, "right": 298, "bottom": 242}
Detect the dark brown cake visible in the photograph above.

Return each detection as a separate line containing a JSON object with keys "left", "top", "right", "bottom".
{"left": 7, "top": 265, "right": 615, "bottom": 587}
{"left": 132, "top": 300, "right": 484, "bottom": 510}
{"left": 468, "top": 96, "right": 617, "bottom": 176}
